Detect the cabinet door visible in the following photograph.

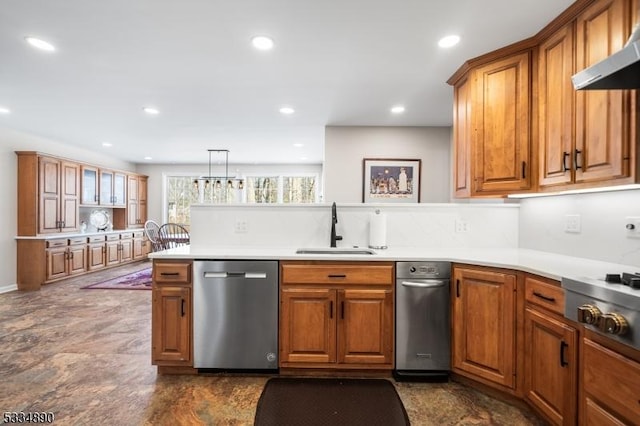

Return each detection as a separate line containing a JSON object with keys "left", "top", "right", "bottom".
{"left": 105, "top": 241, "right": 120, "bottom": 266}
{"left": 452, "top": 267, "right": 517, "bottom": 389}
{"left": 39, "top": 157, "right": 61, "bottom": 234}
{"left": 46, "top": 247, "right": 68, "bottom": 281}
{"left": 113, "top": 172, "right": 126, "bottom": 207}
{"left": 575, "top": 0, "right": 631, "bottom": 184}
{"left": 68, "top": 244, "right": 87, "bottom": 275}
{"left": 473, "top": 52, "right": 531, "bottom": 194}
{"left": 133, "top": 237, "right": 144, "bottom": 259}
{"left": 127, "top": 175, "right": 139, "bottom": 226}
{"left": 337, "top": 289, "right": 393, "bottom": 365}
{"left": 152, "top": 285, "right": 192, "bottom": 364}
{"left": 539, "top": 24, "right": 575, "bottom": 188}
{"left": 81, "top": 166, "right": 99, "bottom": 205}
{"left": 99, "top": 170, "right": 114, "bottom": 206}
{"left": 60, "top": 161, "right": 80, "bottom": 232}
{"left": 524, "top": 307, "right": 578, "bottom": 425}
{"left": 280, "top": 288, "right": 336, "bottom": 364}
{"left": 87, "top": 243, "right": 106, "bottom": 271}
{"left": 453, "top": 73, "right": 473, "bottom": 197}
{"left": 120, "top": 239, "right": 133, "bottom": 262}
{"left": 138, "top": 176, "right": 148, "bottom": 224}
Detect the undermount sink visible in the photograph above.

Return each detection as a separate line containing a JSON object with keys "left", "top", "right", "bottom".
{"left": 295, "top": 247, "right": 377, "bottom": 255}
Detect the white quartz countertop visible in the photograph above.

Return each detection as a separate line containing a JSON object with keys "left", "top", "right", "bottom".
{"left": 15, "top": 229, "right": 143, "bottom": 240}
{"left": 148, "top": 246, "right": 640, "bottom": 283}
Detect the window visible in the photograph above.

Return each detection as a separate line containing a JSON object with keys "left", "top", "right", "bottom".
{"left": 164, "top": 173, "right": 319, "bottom": 225}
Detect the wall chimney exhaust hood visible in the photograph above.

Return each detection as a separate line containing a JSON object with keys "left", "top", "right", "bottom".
{"left": 572, "top": 24, "right": 640, "bottom": 90}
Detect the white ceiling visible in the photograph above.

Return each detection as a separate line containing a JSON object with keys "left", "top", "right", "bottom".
{"left": 0, "top": 0, "right": 575, "bottom": 165}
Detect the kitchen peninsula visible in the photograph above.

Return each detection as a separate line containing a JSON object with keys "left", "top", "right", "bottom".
{"left": 150, "top": 203, "right": 640, "bottom": 425}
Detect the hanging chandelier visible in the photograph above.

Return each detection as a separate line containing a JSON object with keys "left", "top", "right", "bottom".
{"left": 194, "top": 149, "right": 244, "bottom": 192}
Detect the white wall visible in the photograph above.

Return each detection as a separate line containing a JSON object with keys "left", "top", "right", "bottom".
{"left": 135, "top": 163, "right": 323, "bottom": 224}
{"left": 0, "top": 127, "right": 135, "bottom": 288}
{"left": 519, "top": 189, "right": 640, "bottom": 267}
{"left": 324, "top": 126, "right": 452, "bottom": 203}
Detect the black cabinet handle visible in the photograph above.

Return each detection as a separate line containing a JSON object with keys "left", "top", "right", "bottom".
{"left": 69, "top": 251, "right": 74, "bottom": 259}
{"left": 181, "top": 299, "right": 185, "bottom": 317}
{"left": 160, "top": 272, "right": 180, "bottom": 276}
{"left": 522, "top": 161, "right": 526, "bottom": 179}
{"left": 574, "top": 149, "right": 582, "bottom": 170}
{"left": 560, "top": 341, "right": 569, "bottom": 367}
{"left": 563, "top": 152, "right": 570, "bottom": 172}
{"left": 533, "top": 291, "right": 556, "bottom": 302}
{"left": 456, "top": 279, "right": 460, "bottom": 298}
{"left": 341, "top": 301, "right": 345, "bottom": 319}
{"left": 328, "top": 274, "right": 347, "bottom": 279}
{"left": 329, "top": 301, "right": 333, "bottom": 319}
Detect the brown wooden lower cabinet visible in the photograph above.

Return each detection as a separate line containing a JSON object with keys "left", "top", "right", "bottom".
{"left": 45, "top": 238, "right": 87, "bottom": 281}
{"left": 151, "top": 260, "right": 193, "bottom": 367}
{"left": 524, "top": 307, "right": 578, "bottom": 425}
{"left": 581, "top": 336, "right": 640, "bottom": 425}
{"left": 279, "top": 261, "right": 394, "bottom": 370}
{"left": 452, "top": 265, "right": 517, "bottom": 392}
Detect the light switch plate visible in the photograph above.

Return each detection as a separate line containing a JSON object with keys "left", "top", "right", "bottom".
{"left": 565, "top": 215, "right": 581, "bottom": 233}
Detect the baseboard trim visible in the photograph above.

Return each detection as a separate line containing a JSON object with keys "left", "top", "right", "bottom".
{"left": 0, "top": 284, "right": 18, "bottom": 294}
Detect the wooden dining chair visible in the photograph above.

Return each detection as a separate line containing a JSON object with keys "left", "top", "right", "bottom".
{"left": 157, "top": 223, "right": 190, "bottom": 250}
{"left": 144, "top": 220, "right": 163, "bottom": 252}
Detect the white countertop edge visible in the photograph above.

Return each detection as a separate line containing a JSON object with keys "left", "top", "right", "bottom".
{"left": 15, "top": 229, "right": 143, "bottom": 240}
{"left": 190, "top": 202, "right": 519, "bottom": 210}
{"left": 148, "top": 246, "right": 639, "bottom": 283}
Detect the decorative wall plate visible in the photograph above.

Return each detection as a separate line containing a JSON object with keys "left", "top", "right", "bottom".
{"left": 90, "top": 210, "right": 110, "bottom": 231}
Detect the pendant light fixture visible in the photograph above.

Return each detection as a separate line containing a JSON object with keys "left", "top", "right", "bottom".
{"left": 194, "top": 149, "right": 244, "bottom": 202}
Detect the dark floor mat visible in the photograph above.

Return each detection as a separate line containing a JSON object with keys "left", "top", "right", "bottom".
{"left": 254, "top": 377, "right": 410, "bottom": 426}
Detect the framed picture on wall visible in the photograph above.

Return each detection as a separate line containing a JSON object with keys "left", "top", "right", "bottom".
{"left": 362, "top": 158, "right": 421, "bottom": 203}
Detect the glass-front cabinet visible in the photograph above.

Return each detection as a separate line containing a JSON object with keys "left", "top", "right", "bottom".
{"left": 81, "top": 166, "right": 99, "bottom": 205}
{"left": 99, "top": 170, "right": 126, "bottom": 207}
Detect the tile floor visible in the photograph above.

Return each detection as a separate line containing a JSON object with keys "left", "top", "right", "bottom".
{"left": 0, "top": 261, "right": 545, "bottom": 425}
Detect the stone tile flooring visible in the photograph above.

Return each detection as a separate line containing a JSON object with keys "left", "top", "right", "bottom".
{"left": 0, "top": 261, "right": 545, "bottom": 425}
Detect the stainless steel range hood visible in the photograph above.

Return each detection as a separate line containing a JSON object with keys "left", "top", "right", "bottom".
{"left": 572, "top": 24, "right": 640, "bottom": 90}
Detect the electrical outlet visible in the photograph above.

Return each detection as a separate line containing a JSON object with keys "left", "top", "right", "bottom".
{"left": 565, "top": 214, "right": 581, "bottom": 233}
{"left": 455, "top": 219, "right": 470, "bottom": 233}
{"left": 234, "top": 219, "right": 248, "bottom": 233}
{"left": 625, "top": 216, "right": 640, "bottom": 238}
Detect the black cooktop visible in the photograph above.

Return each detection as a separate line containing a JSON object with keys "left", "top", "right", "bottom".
{"left": 605, "top": 272, "right": 640, "bottom": 289}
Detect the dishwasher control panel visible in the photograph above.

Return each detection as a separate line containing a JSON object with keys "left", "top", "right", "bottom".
{"left": 396, "top": 261, "right": 451, "bottom": 279}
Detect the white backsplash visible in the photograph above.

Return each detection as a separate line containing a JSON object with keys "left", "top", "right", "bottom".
{"left": 519, "top": 189, "right": 640, "bottom": 267}
{"left": 190, "top": 203, "right": 519, "bottom": 250}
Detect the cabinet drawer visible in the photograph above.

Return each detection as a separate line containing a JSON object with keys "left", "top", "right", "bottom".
{"left": 46, "top": 238, "right": 68, "bottom": 248}
{"left": 133, "top": 231, "right": 144, "bottom": 238}
{"left": 68, "top": 237, "right": 86, "bottom": 245}
{"left": 525, "top": 276, "right": 564, "bottom": 315}
{"left": 583, "top": 339, "right": 640, "bottom": 423}
{"left": 88, "top": 235, "right": 106, "bottom": 243}
{"left": 154, "top": 262, "right": 192, "bottom": 284}
{"left": 281, "top": 263, "right": 393, "bottom": 285}
{"left": 120, "top": 232, "right": 134, "bottom": 240}
{"left": 106, "top": 234, "right": 120, "bottom": 241}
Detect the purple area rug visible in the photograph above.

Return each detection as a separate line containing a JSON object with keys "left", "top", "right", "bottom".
{"left": 81, "top": 268, "right": 152, "bottom": 290}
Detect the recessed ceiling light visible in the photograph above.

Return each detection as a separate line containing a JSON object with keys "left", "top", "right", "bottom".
{"left": 144, "top": 156, "right": 152, "bottom": 160}
{"left": 143, "top": 107, "right": 159, "bottom": 115}
{"left": 0, "top": 107, "right": 10, "bottom": 114}
{"left": 438, "top": 35, "right": 460, "bottom": 48}
{"left": 251, "top": 35, "right": 274, "bottom": 50}
{"left": 25, "top": 37, "right": 56, "bottom": 52}
{"left": 280, "top": 107, "right": 295, "bottom": 115}
{"left": 293, "top": 143, "right": 304, "bottom": 147}
{"left": 391, "top": 105, "right": 405, "bottom": 114}
{"left": 102, "top": 142, "right": 113, "bottom": 147}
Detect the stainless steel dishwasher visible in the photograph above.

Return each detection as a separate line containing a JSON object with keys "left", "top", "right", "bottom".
{"left": 193, "top": 260, "right": 278, "bottom": 370}
{"left": 395, "top": 261, "right": 451, "bottom": 380}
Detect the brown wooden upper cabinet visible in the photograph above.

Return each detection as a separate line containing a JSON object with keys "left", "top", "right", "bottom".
{"left": 80, "top": 165, "right": 100, "bottom": 205}
{"left": 127, "top": 174, "right": 148, "bottom": 227}
{"left": 451, "top": 51, "right": 533, "bottom": 197}
{"left": 99, "top": 169, "right": 127, "bottom": 207}
{"left": 17, "top": 152, "right": 80, "bottom": 235}
{"left": 451, "top": 0, "right": 639, "bottom": 197}
{"left": 540, "top": 0, "right": 636, "bottom": 191}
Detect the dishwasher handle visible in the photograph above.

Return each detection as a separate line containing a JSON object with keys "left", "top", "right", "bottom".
{"left": 203, "top": 271, "right": 268, "bottom": 279}
{"left": 400, "top": 279, "right": 448, "bottom": 288}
